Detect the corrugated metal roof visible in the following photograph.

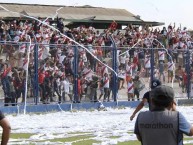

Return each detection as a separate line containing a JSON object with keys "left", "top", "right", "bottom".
{"left": 0, "top": 3, "right": 141, "bottom": 21}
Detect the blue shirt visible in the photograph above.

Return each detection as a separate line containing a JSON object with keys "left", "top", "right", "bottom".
{"left": 178, "top": 112, "right": 192, "bottom": 145}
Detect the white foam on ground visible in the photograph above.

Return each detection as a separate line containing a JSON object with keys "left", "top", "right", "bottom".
{"left": 5, "top": 106, "right": 193, "bottom": 144}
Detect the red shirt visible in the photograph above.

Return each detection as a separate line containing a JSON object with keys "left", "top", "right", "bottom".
{"left": 183, "top": 73, "right": 187, "bottom": 84}
{"left": 77, "top": 79, "right": 82, "bottom": 95}
{"left": 38, "top": 71, "right": 45, "bottom": 84}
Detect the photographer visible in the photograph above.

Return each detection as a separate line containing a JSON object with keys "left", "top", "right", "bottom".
{"left": 134, "top": 85, "right": 193, "bottom": 145}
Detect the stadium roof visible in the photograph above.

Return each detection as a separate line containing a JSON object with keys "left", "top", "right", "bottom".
{"left": 0, "top": 3, "right": 164, "bottom": 27}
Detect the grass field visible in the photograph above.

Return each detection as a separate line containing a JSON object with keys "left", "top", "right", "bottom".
{"left": 8, "top": 132, "right": 193, "bottom": 145}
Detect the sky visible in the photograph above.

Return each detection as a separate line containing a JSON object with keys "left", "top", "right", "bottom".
{"left": 0, "top": 0, "right": 193, "bottom": 30}
{"left": 5, "top": 106, "right": 193, "bottom": 144}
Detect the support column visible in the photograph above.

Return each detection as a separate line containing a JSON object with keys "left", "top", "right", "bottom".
{"left": 109, "top": 35, "right": 118, "bottom": 101}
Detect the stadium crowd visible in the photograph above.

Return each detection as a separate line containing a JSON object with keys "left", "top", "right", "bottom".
{"left": 0, "top": 17, "right": 193, "bottom": 106}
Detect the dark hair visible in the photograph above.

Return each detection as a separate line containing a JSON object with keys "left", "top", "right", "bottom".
{"left": 152, "top": 95, "right": 172, "bottom": 108}
{"left": 151, "top": 85, "right": 174, "bottom": 109}
{"left": 4, "top": 63, "right": 8, "bottom": 67}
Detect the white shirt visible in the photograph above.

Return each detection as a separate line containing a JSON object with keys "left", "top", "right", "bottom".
{"left": 118, "top": 69, "right": 126, "bottom": 79}
{"left": 168, "top": 62, "right": 175, "bottom": 71}
{"left": 101, "top": 66, "right": 108, "bottom": 76}
{"left": 120, "top": 55, "right": 126, "bottom": 64}
{"left": 158, "top": 50, "right": 165, "bottom": 61}
{"left": 14, "top": 35, "right": 20, "bottom": 42}
{"left": 134, "top": 51, "right": 138, "bottom": 58}
{"left": 59, "top": 55, "right": 66, "bottom": 64}
{"left": 42, "top": 45, "right": 50, "bottom": 60}
{"left": 153, "top": 68, "right": 159, "bottom": 78}
{"left": 126, "top": 64, "right": 133, "bottom": 76}
{"left": 82, "top": 53, "right": 87, "bottom": 63}
{"left": 61, "top": 79, "right": 70, "bottom": 94}
{"left": 103, "top": 76, "right": 109, "bottom": 88}
{"left": 145, "top": 56, "right": 151, "bottom": 68}
{"left": 82, "top": 68, "right": 93, "bottom": 79}
{"left": 173, "top": 43, "right": 179, "bottom": 49}
{"left": 56, "top": 78, "right": 61, "bottom": 88}
{"left": 127, "top": 82, "right": 134, "bottom": 93}
{"left": 19, "top": 43, "right": 26, "bottom": 53}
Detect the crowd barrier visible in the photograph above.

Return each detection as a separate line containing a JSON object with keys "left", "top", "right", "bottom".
{"left": 0, "top": 40, "right": 193, "bottom": 109}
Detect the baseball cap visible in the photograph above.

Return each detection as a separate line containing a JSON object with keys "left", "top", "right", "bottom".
{"left": 151, "top": 78, "right": 162, "bottom": 89}
{"left": 152, "top": 85, "right": 174, "bottom": 105}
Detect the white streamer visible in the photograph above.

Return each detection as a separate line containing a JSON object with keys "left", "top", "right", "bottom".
{"left": 23, "top": 35, "right": 32, "bottom": 114}
{"left": 119, "top": 39, "right": 142, "bottom": 57}
{"left": 42, "top": 7, "right": 63, "bottom": 22}
{"left": 57, "top": 103, "right": 65, "bottom": 112}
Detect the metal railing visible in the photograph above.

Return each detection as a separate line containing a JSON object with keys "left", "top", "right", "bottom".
{"left": 0, "top": 39, "right": 192, "bottom": 107}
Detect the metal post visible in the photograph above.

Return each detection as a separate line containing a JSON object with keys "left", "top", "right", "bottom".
{"left": 186, "top": 50, "right": 191, "bottom": 99}
{"left": 150, "top": 48, "right": 154, "bottom": 89}
{"left": 34, "top": 43, "right": 39, "bottom": 105}
{"left": 68, "top": 33, "right": 79, "bottom": 103}
{"left": 109, "top": 35, "right": 118, "bottom": 101}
